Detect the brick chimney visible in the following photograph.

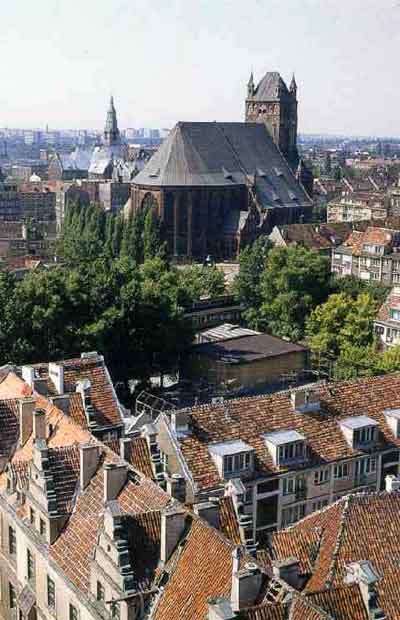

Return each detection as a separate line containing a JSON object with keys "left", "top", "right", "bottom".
{"left": 103, "top": 463, "right": 127, "bottom": 503}
{"left": 80, "top": 444, "right": 100, "bottom": 490}
{"left": 160, "top": 507, "right": 186, "bottom": 564}
{"left": 33, "top": 409, "right": 46, "bottom": 441}
{"left": 194, "top": 500, "right": 220, "bottom": 529}
{"left": 18, "top": 397, "right": 36, "bottom": 445}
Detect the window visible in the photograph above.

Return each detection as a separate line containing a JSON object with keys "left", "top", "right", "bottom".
{"left": 312, "top": 499, "right": 328, "bottom": 511}
{"left": 244, "top": 488, "right": 253, "bottom": 504}
{"left": 282, "top": 476, "right": 305, "bottom": 495}
{"left": 27, "top": 549, "right": 35, "bottom": 581}
{"left": 334, "top": 463, "right": 349, "bottom": 479}
{"left": 391, "top": 309, "right": 400, "bottom": 322}
{"left": 355, "top": 457, "right": 376, "bottom": 479}
{"left": 278, "top": 442, "right": 305, "bottom": 465}
{"left": 354, "top": 426, "right": 376, "bottom": 445}
{"left": 314, "top": 469, "right": 330, "bottom": 485}
{"left": 96, "top": 581, "right": 105, "bottom": 602}
{"left": 223, "top": 452, "right": 251, "bottom": 475}
{"left": 47, "top": 576, "right": 56, "bottom": 609}
{"left": 29, "top": 507, "right": 35, "bottom": 525}
{"left": 40, "top": 519, "right": 46, "bottom": 537}
{"left": 281, "top": 503, "right": 306, "bottom": 528}
{"left": 69, "top": 604, "right": 78, "bottom": 620}
{"left": 8, "top": 527, "right": 16, "bottom": 555}
{"left": 9, "top": 583, "right": 16, "bottom": 609}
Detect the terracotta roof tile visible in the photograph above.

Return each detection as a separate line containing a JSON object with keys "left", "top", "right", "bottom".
{"left": 271, "top": 528, "right": 323, "bottom": 576}
{"left": 105, "top": 437, "right": 155, "bottom": 481}
{"left": 218, "top": 496, "right": 241, "bottom": 545}
{"left": 344, "top": 226, "right": 399, "bottom": 256}
{"left": 0, "top": 399, "right": 19, "bottom": 459}
{"left": 377, "top": 289, "right": 400, "bottom": 323}
{"left": 309, "top": 584, "right": 368, "bottom": 620}
{"left": 173, "top": 373, "right": 400, "bottom": 490}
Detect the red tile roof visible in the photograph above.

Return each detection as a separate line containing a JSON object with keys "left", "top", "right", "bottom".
{"left": 376, "top": 289, "right": 400, "bottom": 322}
{"left": 218, "top": 496, "right": 241, "bottom": 545}
{"left": 344, "top": 226, "right": 398, "bottom": 256}
{"left": 309, "top": 584, "right": 368, "bottom": 620}
{"left": 0, "top": 399, "right": 19, "bottom": 460}
{"left": 104, "top": 437, "right": 155, "bottom": 480}
{"left": 172, "top": 373, "right": 400, "bottom": 490}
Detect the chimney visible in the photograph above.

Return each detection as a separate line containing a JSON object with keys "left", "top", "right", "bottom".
{"left": 385, "top": 474, "right": 400, "bottom": 492}
{"left": 22, "top": 365, "right": 35, "bottom": 389}
{"left": 80, "top": 444, "right": 100, "bottom": 490}
{"left": 231, "top": 561, "right": 262, "bottom": 612}
{"left": 33, "top": 409, "right": 46, "bottom": 441}
{"left": 166, "top": 473, "right": 186, "bottom": 503}
{"left": 207, "top": 598, "right": 236, "bottom": 620}
{"left": 345, "top": 561, "right": 385, "bottom": 620}
{"left": 272, "top": 558, "right": 301, "bottom": 589}
{"left": 160, "top": 507, "right": 186, "bottom": 564}
{"left": 18, "top": 397, "right": 36, "bottom": 445}
{"left": 291, "top": 388, "right": 320, "bottom": 413}
{"left": 103, "top": 463, "right": 128, "bottom": 503}
{"left": 171, "top": 411, "right": 191, "bottom": 437}
{"left": 194, "top": 500, "right": 220, "bottom": 529}
{"left": 120, "top": 437, "right": 132, "bottom": 462}
{"left": 48, "top": 362, "right": 64, "bottom": 395}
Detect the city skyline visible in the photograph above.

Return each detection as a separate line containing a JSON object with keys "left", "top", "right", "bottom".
{"left": 0, "top": 0, "right": 400, "bottom": 135}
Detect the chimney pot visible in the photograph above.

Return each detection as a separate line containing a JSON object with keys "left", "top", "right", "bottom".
{"left": 385, "top": 474, "right": 400, "bottom": 492}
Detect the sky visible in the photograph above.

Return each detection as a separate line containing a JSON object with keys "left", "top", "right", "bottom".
{"left": 1, "top": 0, "right": 400, "bottom": 136}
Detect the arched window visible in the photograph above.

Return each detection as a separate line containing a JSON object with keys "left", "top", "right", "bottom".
{"left": 141, "top": 192, "right": 159, "bottom": 213}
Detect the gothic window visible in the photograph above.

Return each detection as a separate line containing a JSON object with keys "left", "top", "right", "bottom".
{"left": 164, "top": 192, "right": 174, "bottom": 227}
{"left": 141, "top": 192, "right": 159, "bottom": 213}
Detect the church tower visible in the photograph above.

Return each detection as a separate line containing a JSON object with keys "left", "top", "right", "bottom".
{"left": 245, "top": 71, "right": 299, "bottom": 169}
{"left": 103, "top": 96, "right": 120, "bottom": 146}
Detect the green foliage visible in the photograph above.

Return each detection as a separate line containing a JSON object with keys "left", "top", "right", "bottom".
{"left": 256, "top": 246, "right": 331, "bottom": 339}
{"left": 306, "top": 292, "right": 377, "bottom": 359}
{"left": 178, "top": 264, "right": 226, "bottom": 304}
{"left": 332, "top": 275, "right": 389, "bottom": 305}
{"left": 234, "top": 237, "right": 271, "bottom": 320}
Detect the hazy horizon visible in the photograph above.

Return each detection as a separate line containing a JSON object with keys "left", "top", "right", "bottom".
{"left": 1, "top": 0, "right": 399, "bottom": 135}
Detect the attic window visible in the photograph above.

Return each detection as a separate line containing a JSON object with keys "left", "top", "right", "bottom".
{"left": 263, "top": 430, "right": 306, "bottom": 467}
{"left": 222, "top": 167, "right": 233, "bottom": 180}
{"left": 149, "top": 168, "right": 160, "bottom": 178}
{"left": 271, "top": 191, "right": 281, "bottom": 202}
{"left": 208, "top": 440, "right": 254, "bottom": 478}
{"left": 289, "top": 191, "right": 298, "bottom": 201}
{"left": 340, "top": 416, "right": 378, "bottom": 449}
{"left": 273, "top": 167, "right": 283, "bottom": 177}
{"left": 390, "top": 309, "right": 400, "bottom": 322}
{"left": 385, "top": 408, "right": 400, "bottom": 438}
{"left": 256, "top": 168, "right": 267, "bottom": 177}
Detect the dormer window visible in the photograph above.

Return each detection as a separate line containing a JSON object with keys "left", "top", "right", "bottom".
{"left": 363, "top": 244, "right": 384, "bottom": 255}
{"left": 263, "top": 430, "right": 307, "bottom": 467}
{"left": 209, "top": 440, "right": 254, "bottom": 478}
{"left": 384, "top": 408, "right": 400, "bottom": 438}
{"left": 340, "top": 416, "right": 378, "bottom": 449}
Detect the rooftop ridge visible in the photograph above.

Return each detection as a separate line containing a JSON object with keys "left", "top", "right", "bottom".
{"left": 324, "top": 495, "right": 351, "bottom": 589}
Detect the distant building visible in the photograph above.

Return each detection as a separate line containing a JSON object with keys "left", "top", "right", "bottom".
{"left": 131, "top": 121, "right": 312, "bottom": 260}
{"left": 332, "top": 225, "right": 400, "bottom": 284}
{"left": 327, "top": 191, "right": 387, "bottom": 222}
{"left": 374, "top": 287, "right": 400, "bottom": 348}
{"left": 269, "top": 222, "right": 357, "bottom": 255}
{"left": 0, "top": 179, "right": 56, "bottom": 222}
{"left": 183, "top": 295, "right": 243, "bottom": 331}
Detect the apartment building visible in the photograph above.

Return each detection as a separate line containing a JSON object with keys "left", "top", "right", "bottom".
{"left": 0, "top": 182, "right": 56, "bottom": 223}
{"left": 155, "top": 373, "right": 400, "bottom": 548}
{"left": 374, "top": 287, "right": 400, "bottom": 348}
{"left": 0, "top": 385, "right": 344, "bottom": 620}
{"left": 331, "top": 226, "right": 400, "bottom": 284}
{"left": 327, "top": 191, "right": 387, "bottom": 223}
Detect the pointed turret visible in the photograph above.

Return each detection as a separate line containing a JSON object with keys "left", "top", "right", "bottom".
{"left": 289, "top": 73, "right": 297, "bottom": 97}
{"left": 247, "top": 71, "right": 255, "bottom": 98}
{"left": 104, "top": 95, "right": 120, "bottom": 146}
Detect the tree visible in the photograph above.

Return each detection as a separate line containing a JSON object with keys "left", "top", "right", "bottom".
{"left": 178, "top": 264, "right": 226, "bottom": 304}
{"left": 234, "top": 237, "right": 271, "bottom": 321}
{"left": 306, "top": 292, "right": 377, "bottom": 359}
{"left": 256, "top": 246, "right": 331, "bottom": 339}
{"left": 143, "top": 208, "right": 162, "bottom": 261}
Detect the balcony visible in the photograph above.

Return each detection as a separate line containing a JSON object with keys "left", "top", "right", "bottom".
{"left": 295, "top": 488, "right": 307, "bottom": 501}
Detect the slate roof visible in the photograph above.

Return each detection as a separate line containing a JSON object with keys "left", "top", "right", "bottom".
{"left": 167, "top": 373, "right": 400, "bottom": 490}
{"left": 133, "top": 122, "right": 311, "bottom": 207}
{"left": 250, "top": 72, "right": 290, "bottom": 102}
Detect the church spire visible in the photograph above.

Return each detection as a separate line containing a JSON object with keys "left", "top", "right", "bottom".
{"left": 104, "top": 95, "right": 120, "bottom": 146}
{"left": 247, "top": 71, "right": 255, "bottom": 98}
{"left": 289, "top": 73, "right": 297, "bottom": 96}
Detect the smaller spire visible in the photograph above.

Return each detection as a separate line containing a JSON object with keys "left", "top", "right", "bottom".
{"left": 247, "top": 71, "right": 255, "bottom": 98}
{"left": 290, "top": 73, "right": 297, "bottom": 94}
{"left": 248, "top": 71, "right": 254, "bottom": 86}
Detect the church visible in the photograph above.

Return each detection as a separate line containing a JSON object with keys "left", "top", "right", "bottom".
{"left": 130, "top": 70, "right": 313, "bottom": 260}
